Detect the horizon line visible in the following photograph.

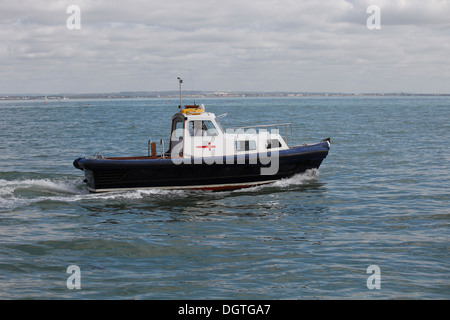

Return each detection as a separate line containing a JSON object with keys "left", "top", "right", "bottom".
{"left": 1, "top": 90, "right": 450, "bottom": 98}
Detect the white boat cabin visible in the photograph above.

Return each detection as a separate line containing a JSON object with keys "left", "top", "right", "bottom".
{"left": 167, "top": 104, "right": 291, "bottom": 159}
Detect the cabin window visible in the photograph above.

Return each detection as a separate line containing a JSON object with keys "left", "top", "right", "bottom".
{"left": 189, "top": 120, "right": 218, "bottom": 136}
{"left": 266, "top": 139, "right": 281, "bottom": 149}
{"left": 174, "top": 120, "right": 184, "bottom": 139}
{"left": 236, "top": 140, "right": 256, "bottom": 152}
{"left": 169, "top": 116, "right": 184, "bottom": 156}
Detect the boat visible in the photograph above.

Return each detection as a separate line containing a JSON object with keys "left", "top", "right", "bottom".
{"left": 73, "top": 80, "right": 330, "bottom": 192}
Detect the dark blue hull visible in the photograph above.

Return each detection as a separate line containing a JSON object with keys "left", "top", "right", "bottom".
{"left": 73, "top": 140, "right": 330, "bottom": 192}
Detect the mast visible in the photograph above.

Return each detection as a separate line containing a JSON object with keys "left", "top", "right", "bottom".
{"left": 177, "top": 77, "right": 183, "bottom": 109}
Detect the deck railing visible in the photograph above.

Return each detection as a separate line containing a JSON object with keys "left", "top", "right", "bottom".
{"left": 148, "top": 138, "right": 166, "bottom": 158}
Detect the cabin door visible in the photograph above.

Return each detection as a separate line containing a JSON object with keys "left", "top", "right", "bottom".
{"left": 169, "top": 117, "right": 184, "bottom": 157}
{"left": 187, "top": 120, "right": 218, "bottom": 158}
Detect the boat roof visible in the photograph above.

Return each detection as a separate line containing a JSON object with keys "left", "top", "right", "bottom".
{"left": 174, "top": 104, "right": 218, "bottom": 121}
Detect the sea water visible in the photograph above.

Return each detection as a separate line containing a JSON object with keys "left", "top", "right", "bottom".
{"left": 0, "top": 96, "right": 448, "bottom": 299}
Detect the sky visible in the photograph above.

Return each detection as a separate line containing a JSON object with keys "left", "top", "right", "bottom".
{"left": 1, "top": 0, "right": 449, "bottom": 94}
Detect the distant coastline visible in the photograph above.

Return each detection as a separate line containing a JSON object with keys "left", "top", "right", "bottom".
{"left": 1, "top": 91, "right": 449, "bottom": 100}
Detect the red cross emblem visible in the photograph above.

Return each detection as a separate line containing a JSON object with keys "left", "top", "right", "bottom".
{"left": 196, "top": 142, "right": 216, "bottom": 151}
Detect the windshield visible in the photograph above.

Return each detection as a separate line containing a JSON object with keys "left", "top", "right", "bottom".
{"left": 214, "top": 118, "right": 224, "bottom": 134}
{"left": 189, "top": 120, "right": 219, "bottom": 136}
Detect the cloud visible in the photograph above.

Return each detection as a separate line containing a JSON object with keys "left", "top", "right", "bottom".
{"left": 0, "top": 0, "right": 449, "bottom": 94}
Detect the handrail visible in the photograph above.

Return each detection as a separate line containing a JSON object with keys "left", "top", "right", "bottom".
{"left": 160, "top": 139, "right": 165, "bottom": 159}
{"left": 236, "top": 122, "right": 292, "bottom": 129}
{"left": 148, "top": 138, "right": 167, "bottom": 158}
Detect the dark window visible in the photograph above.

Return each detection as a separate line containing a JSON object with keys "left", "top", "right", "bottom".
{"left": 266, "top": 139, "right": 281, "bottom": 149}
{"left": 236, "top": 140, "right": 256, "bottom": 152}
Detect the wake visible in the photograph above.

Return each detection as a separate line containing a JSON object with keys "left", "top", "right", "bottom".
{"left": 0, "top": 170, "right": 320, "bottom": 212}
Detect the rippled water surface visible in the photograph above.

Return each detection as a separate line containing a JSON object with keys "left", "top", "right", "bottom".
{"left": 0, "top": 96, "right": 449, "bottom": 299}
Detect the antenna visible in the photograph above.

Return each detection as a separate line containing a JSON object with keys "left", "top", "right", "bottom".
{"left": 189, "top": 70, "right": 195, "bottom": 106}
{"left": 177, "top": 77, "right": 183, "bottom": 109}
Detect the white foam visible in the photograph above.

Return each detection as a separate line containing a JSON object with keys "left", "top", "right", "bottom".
{"left": 0, "top": 178, "right": 82, "bottom": 194}
{"left": 271, "top": 169, "right": 319, "bottom": 187}
{"left": 228, "top": 169, "right": 319, "bottom": 193}
{"left": 79, "top": 188, "right": 187, "bottom": 201}
{"left": 0, "top": 177, "right": 86, "bottom": 211}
